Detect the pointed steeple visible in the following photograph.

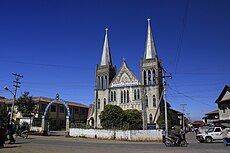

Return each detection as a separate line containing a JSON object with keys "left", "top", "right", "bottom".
{"left": 144, "top": 18, "right": 157, "bottom": 59}
{"left": 100, "top": 28, "right": 112, "bottom": 66}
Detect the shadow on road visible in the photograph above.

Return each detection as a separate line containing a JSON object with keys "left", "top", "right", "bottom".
{"left": 24, "top": 137, "right": 34, "bottom": 139}
{"left": 0, "top": 145, "right": 21, "bottom": 149}
{"left": 203, "top": 141, "right": 223, "bottom": 144}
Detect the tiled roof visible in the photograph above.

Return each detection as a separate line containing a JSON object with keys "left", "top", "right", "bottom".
{"left": 1, "top": 96, "right": 88, "bottom": 108}
{"left": 33, "top": 96, "right": 89, "bottom": 108}
{"left": 0, "top": 97, "right": 13, "bottom": 104}
{"left": 192, "top": 120, "right": 205, "bottom": 125}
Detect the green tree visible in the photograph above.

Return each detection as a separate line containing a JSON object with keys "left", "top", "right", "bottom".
{"left": 0, "top": 107, "right": 8, "bottom": 127}
{"left": 124, "top": 109, "right": 142, "bottom": 130}
{"left": 157, "top": 109, "right": 178, "bottom": 129}
{"left": 16, "top": 92, "right": 37, "bottom": 127}
{"left": 99, "top": 105, "right": 125, "bottom": 129}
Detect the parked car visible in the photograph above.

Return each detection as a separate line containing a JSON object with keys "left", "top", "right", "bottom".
{"left": 196, "top": 127, "right": 230, "bottom": 143}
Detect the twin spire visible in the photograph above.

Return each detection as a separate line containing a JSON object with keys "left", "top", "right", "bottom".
{"left": 144, "top": 18, "right": 157, "bottom": 59}
{"left": 100, "top": 18, "right": 157, "bottom": 66}
{"left": 100, "top": 28, "right": 112, "bottom": 66}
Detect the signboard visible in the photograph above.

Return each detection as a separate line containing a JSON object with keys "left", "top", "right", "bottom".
{"left": 147, "top": 123, "right": 156, "bottom": 130}
{"left": 111, "top": 81, "right": 138, "bottom": 87}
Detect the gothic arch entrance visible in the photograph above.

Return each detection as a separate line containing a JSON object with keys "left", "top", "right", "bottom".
{"left": 41, "top": 94, "right": 70, "bottom": 135}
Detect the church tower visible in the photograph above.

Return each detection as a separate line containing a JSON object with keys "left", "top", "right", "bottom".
{"left": 140, "top": 18, "right": 163, "bottom": 129}
{"left": 94, "top": 28, "right": 116, "bottom": 128}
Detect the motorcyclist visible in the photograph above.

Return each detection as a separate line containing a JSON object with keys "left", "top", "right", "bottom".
{"left": 169, "top": 127, "right": 183, "bottom": 145}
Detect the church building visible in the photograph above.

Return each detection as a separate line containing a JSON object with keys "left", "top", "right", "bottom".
{"left": 90, "top": 19, "right": 164, "bottom": 129}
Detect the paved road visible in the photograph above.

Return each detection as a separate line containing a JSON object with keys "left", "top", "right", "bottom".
{"left": 0, "top": 132, "right": 229, "bottom": 153}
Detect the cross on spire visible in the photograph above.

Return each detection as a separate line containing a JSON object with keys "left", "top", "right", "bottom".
{"left": 144, "top": 18, "right": 157, "bottom": 59}
{"left": 100, "top": 27, "right": 112, "bottom": 66}
{"left": 147, "top": 18, "right": 151, "bottom": 22}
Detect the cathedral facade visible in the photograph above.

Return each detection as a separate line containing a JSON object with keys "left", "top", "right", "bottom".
{"left": 91, "top": 19, "right": 163, "bottom": 129}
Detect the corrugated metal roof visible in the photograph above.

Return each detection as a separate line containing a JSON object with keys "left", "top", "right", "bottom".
{"left": 205, "top": 110, "right": 219, "bottom": 115}
{"left": 215, "top": 84, "right": 230, "bottom": 103}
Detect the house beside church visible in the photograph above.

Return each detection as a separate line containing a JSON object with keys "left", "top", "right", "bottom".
{"left": 215, "top": 84, "right": 230, "bottom": 123}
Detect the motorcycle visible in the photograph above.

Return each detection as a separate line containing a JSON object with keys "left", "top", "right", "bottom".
{"left": 165, "top": 135, "right": 188, "bottom": 147}
{"left": 15, "top": 128, "right": 29, "bottom": 139}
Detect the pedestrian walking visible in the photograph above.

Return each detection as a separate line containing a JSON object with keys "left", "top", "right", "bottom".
{"left": 7, "top": 119, "right": 16, "bottom": 144}
{"left": 0, "top": 124, "right": 6, "bottom": 148}
{"left": 220, "top": 127, "right": 228, "bottom": 146}
{"left": 162, "top": 128, "right": 166, "bottom": 143}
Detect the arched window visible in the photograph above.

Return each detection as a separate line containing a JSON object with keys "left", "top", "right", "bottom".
{"left": 127, "top": 90, "right": 129, "bottom": 103}
{"left": 143, "top": 70, "right": 147, "bottom": 85}
{"left": 121, "top": 91, "right": 123, "bottom": 103}
{"left": 152, "top": 69, "right": 156, "bottom": 85}
{"left": 114, "top": 91, "right": 116, "bottom": 101}
{"left": 98, "top": 76, "right": 100, "bottom": 89}
{"left": 97, "top": 76, "right": 100, "bottom": 89}
{"left": 153, "top": 95, "right": 156, "bottom": 107}
{"left": 124, "top": 90, "right": 126, "bottom": 103}
{"left": 97, "top": 99, "right": 100, "bottom": 109}
{"left": 137, "top": 89, "right": 140, "bottom": 99}
{"left": 148, "top": 70, "right": 151, "bottom": 85}
{"left": 104, "top": 98, "right": 106, "bottom": 109}
{"left": 149, "top": 114, "right": 153, "bottom": 123}
{"left": 145, "top": 95, "right": 148, "bottom": 107}
{"left": 111, "top": 91, "right": 113, "bottom": 101}
{"left": 134, "top": 89, "right": 137, "bottom": 100}
{"left": 104, "top": 76, "right": 107, "bottom": 89}
{"left": 101, "top": 76, "right": 103, "bottom": 89}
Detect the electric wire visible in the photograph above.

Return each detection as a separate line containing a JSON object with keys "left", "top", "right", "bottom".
{"left": 174, "top": 0, "right": 190, "bottom": 75}
{"left": 168, "top": 86, "right": 216, "bottom": 108}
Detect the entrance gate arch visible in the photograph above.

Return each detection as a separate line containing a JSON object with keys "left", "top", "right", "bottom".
{"left": 41, "top": 94, "right": 70, "bottom": 134}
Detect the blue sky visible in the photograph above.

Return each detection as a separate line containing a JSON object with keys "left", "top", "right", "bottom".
{"left": 0, "top": 0, "right": 229, "bottom": 120}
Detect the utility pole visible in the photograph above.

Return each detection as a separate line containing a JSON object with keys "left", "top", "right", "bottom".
{"left": 11, "top": 73, "right": 23, "bottom": 124}
{"left": 5, "top": 73, "right": 23, "bottom": 124}
{"left": 186, "top": 113, "right": 190, "bottom": 123}
{"left": 180, "top": 104, "right": 187, "bottom": 131}
{"left": 162, "top": 69, "right": 172, "bottom": 137}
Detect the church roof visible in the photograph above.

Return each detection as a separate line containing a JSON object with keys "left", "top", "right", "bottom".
{"left": 110, "top": 59, "right": 140, "bottom": 88}
{"left": 144, "top": 18, "right": 157, "bottom": 59}
{"left": 100, "top": 28, "right": 112, "bottom": 66}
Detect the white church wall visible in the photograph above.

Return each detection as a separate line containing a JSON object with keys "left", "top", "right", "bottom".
{"left": 70, "top": 128, "right": 162, "bottom": 141}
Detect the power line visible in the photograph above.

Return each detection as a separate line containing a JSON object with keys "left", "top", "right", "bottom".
{"left": 168, "top": 94, "right": 216, "bottom": 98}
{"left": 172, "top": 72, "right": 230, "bottom": 75}
{"left": 168, "top": 86, "right": 216, "bottom": 108}
{"left": 1, "top": 59, "right": 94, "bottom": 70}
{"left": 174, "top": 0, "right": 190, "bottom": 74}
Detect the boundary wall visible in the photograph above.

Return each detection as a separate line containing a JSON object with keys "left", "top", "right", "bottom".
{"left": 70, "top": 128, "right": 162, "bottom": 141}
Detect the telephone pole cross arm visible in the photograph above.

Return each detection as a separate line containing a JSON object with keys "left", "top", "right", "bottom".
{"left": 4, "top": 73, "right": 23, "bottom": 124}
